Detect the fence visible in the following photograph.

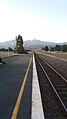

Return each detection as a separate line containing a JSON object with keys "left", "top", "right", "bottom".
{"left": 0, "top": 51, "right": 15, "bottom": 58}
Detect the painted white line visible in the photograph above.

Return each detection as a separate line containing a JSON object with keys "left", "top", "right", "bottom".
{"left": 31, "top": 54, "right": 45, "bottom": 119}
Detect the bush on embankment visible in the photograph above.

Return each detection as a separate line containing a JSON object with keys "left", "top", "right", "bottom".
{"left": 0, "top": 57, "right": 5, "bottom": 64}
{"left": 0, "top": 57, "right": 2, "bottom": 63}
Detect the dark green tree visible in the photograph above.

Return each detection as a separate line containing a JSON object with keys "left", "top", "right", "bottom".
{"left": 9, "top": 47, "right": 13, "bottom": 51}
{"left": 15, "top": 35, "right": 24, "bottom": 54}
{"left": 54, "top": 45, "right": 61, "bottom": 51}
{"left": 50, "top": 47, "right": 55, "bottom": 51}
{"left": 61, "top": 45, "right": 67, "bottom": 52}
{"left": 44, "top": 46, "right": 49, "bottom": 51}
{"left": 42, "top": 46, "right": 49, "bottom": 51}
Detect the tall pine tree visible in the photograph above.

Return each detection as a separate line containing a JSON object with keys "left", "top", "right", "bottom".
{"left": 15, "top": 35, "right": 24, "bottom": 54}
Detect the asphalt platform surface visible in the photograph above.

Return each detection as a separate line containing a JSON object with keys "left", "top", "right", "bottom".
{"left": 0, "top": 54, "right": 33, "bottom": 119}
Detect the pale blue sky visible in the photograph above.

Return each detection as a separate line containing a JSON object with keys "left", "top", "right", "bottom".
{"left": 0, "top": 0, "right": 67, "bottom": 43}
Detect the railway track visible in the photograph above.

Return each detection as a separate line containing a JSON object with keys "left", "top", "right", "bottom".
{"left": 35, "top": 53, "right": 67, "bottom": 118}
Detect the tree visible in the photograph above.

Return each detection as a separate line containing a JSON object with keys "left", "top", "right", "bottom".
{"left": 42, "top": 46, "right": 49, "bottom": 51}
{"left": 15, "top": 35, "right": 24, "bottom": 54}
{"left": 44, "top": 46, "right": 49, "bottom": 51}
{"left": 61, "top": 45, "right": 67, "bottom": 52}
{"left": 54, "top": 45, "right": 61, "bottom": 51}
{"left": 50, "top": 47, "right": 55, "bottom": 51}
{"left": 9, "top": 47, "right": 13, "bottom": 51}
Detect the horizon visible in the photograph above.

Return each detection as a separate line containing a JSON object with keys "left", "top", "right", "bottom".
{"left": 0, "top": 0, "right": 67, "bottom": 43}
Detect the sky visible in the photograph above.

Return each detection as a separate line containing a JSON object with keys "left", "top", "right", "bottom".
{"left": 0, "top": 0, "right": 67, "bottom": 43}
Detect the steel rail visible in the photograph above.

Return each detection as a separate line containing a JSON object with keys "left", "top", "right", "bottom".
{"left": 36, "top": 56, "right": 67, "bottom": 112}
{"left": 41, "top": 58, "right": 67, "bottom": 82}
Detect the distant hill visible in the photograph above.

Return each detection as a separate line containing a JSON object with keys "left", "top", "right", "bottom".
{"left": 24, "top": 39, "right": 57, "bottom": 49}
{"left": 0, "top": 40, "right": 16, "bottom": 49}
{"left": 0, "top": 39, "right": 67, "bottom": 50}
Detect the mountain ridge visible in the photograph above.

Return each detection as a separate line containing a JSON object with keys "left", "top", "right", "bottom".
{"left": 0, "top": 39, "right": 67, "bottom": 50}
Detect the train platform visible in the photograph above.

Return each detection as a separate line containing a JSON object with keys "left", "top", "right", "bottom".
{"left": 0, "top": 54, "right": 45, "bottom": 119}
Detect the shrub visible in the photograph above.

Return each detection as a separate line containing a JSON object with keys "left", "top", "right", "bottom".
{"left": 0, "top": 57, "right": 2, "bottom": 63}
{"left": 61, "top": 45, "right": 67, "bottom": 52}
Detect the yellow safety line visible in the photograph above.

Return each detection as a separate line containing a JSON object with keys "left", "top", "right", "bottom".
{"left": 11, "top": 57, "right": 32, "bottom": 119}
